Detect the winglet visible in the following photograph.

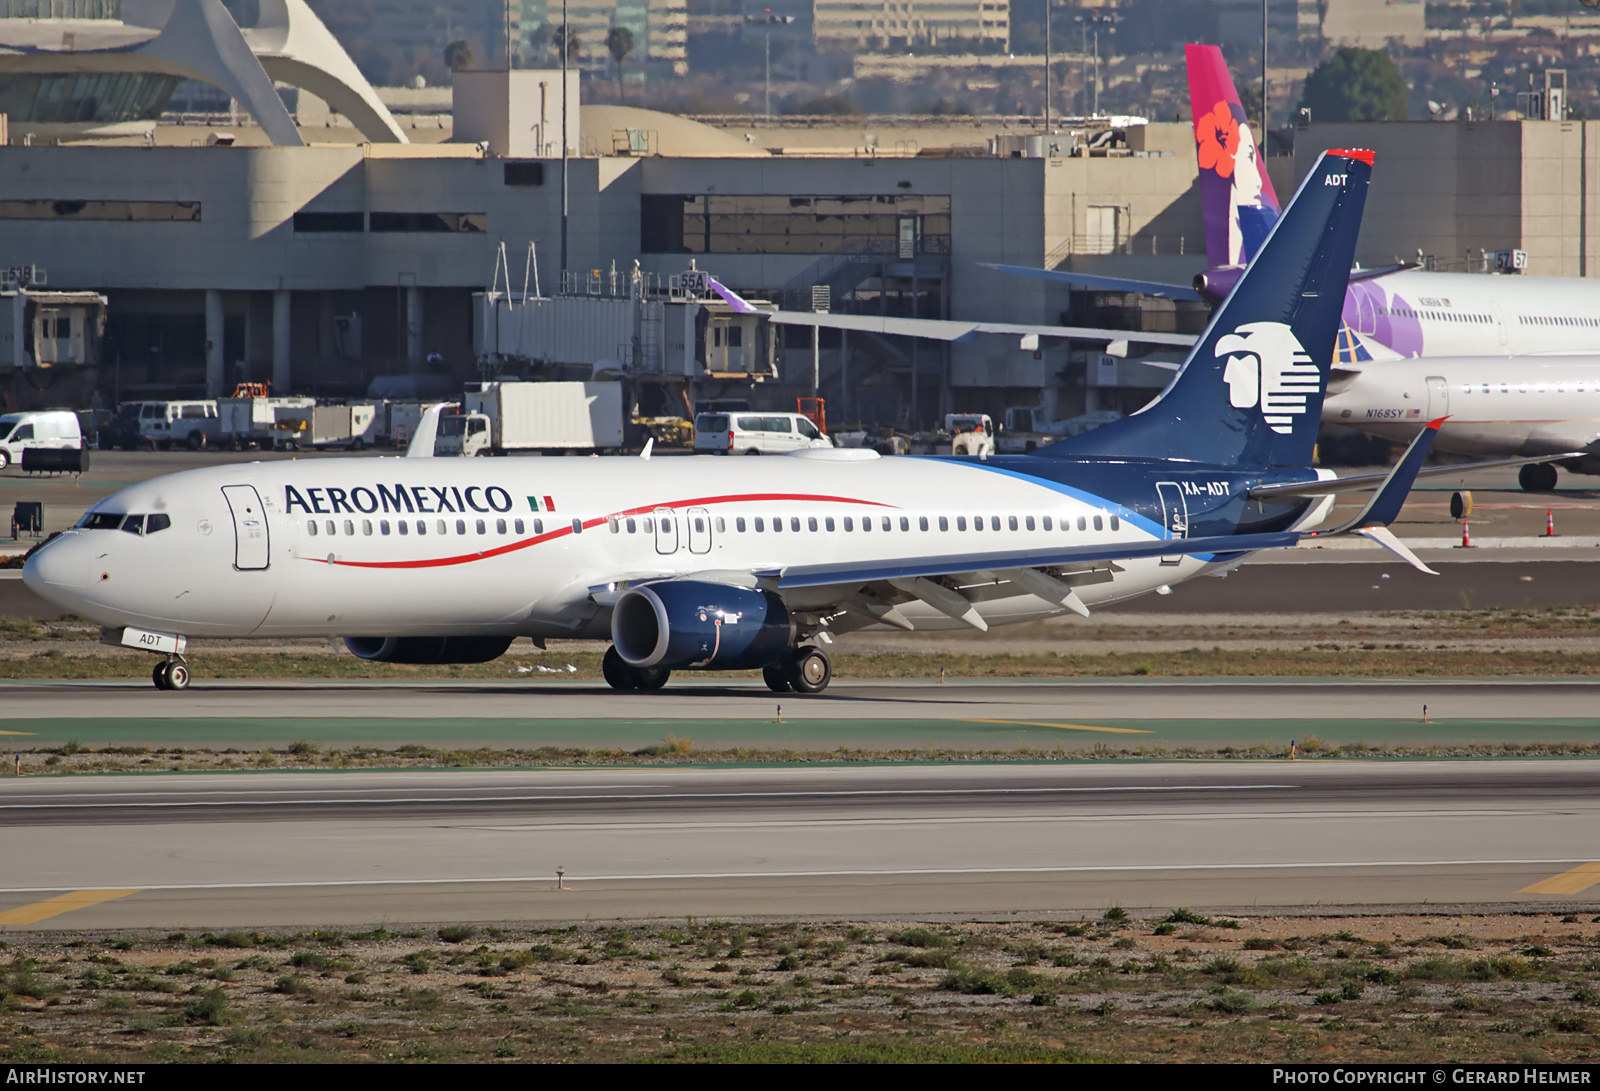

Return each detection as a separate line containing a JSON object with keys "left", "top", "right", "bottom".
{"left": 640, "top": 437, "right": 654, "bottom": 460}
{"left": 405, "top": 403, "right": 450, "bottom": 458}
{"left": 705, "top": 276, "right": 760, "bottom": 315}
{"left": 1312, "top": 417, "right": 1441, "bottom": 551}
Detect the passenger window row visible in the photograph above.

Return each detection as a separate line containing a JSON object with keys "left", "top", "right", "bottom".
{"left": 307, "top": 517, "right": 537, "bottom": 538}
{"left": 307, "top": 510, "right": 1124, "bottom": 541}
{"left": 609, "top": 511, "right": 1120, "bottom": 534}
{"left": 728, "top": 512, "right": 1116, "bottom": 534}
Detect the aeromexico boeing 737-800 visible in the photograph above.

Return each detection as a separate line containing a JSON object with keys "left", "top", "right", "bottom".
{"left": 26, "top": 151, "right": 1446, "bottom": 694}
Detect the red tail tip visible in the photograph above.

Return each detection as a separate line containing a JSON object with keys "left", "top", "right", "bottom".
{"left": 1425, "top": 415, "right": 1449, "bottom": 430}
{"left": 1328, "top": 148, "right": 1376, "bottom": 166}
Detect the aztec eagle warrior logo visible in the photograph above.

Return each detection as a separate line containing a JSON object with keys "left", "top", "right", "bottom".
{"left": 1215, "top": 322, "right": 1321, "bottom": 436}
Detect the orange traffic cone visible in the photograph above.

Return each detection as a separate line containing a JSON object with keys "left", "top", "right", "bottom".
{"left": 1544, "top": 508, "right": 1557, "bottom": 537}
{"left": 1458, "top": 519, "right": 1474, "bottom": 548}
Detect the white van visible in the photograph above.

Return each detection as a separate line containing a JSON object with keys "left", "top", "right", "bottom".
{"left": 139, "top": 401, "right": 220, "bottom": 450}
{"left": 0, "top": 410, "right": 83, "bottom": 470}
{"left": 694, "top": 412, "right": 831, "bottom": 455}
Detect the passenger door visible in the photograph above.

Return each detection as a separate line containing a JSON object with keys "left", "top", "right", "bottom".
{"left": 686, "top": 507, "right": 712, "bottom": 554}
{"left": 221, "top": 485, "right": 270, "bottom": 570}
{"left": 1155, "top": 482, "right": 1188, "bottom": 567}
{"left": 653, "top": 507, "right": 679, "bottom": 554}
{"left": 1426, "top": 375, "right": 1449, "bottom": 419}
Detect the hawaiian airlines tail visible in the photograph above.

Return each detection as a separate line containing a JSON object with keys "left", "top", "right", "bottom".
{"left": 1045, "top": 149, "right": 1372, "bottom": 467}
{"left": 1186, "top": 42, "right": 1281, "bottom": 271}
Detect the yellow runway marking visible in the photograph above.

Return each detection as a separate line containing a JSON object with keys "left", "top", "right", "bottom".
{"left": 0, "top": 730, "right": 35, "bottom": 735}
{"left": 966, "top": 718, "right": 1154, "bottom": 735}
{"left": 1519, "top": 862, "right": 1600, "bottom": 896}
{"left": 0, "top": 889, "right": 141, "bottom": 925}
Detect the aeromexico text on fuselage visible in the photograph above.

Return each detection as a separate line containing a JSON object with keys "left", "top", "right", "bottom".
{"left": 284, "top": 483, "right": 522, "bottom": 517}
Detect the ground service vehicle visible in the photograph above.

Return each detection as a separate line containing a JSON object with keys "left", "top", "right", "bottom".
{"left": 693, "top": 411, "right": 832, "bottom": 455}
{"left": 436, "top": 382, "right": 624, "bottom": 456}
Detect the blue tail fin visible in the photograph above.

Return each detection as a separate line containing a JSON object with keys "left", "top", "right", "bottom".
{"left": 1043, "top": 149, "right": 1373, "bottom": 468}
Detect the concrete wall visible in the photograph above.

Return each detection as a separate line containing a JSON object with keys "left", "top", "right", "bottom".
{"left": 1293, "top": 120, "right": 1600, "bottom": 279}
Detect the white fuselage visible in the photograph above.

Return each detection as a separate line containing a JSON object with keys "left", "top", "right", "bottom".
{"left": 1323, "top": 355, "right": 1600, "bottom": 459}
{"left": 1347, "top": 270, "right": 1600, "bottom": 359}
{"left": 24, "top": 451, "right": 1218, "bottom": 641}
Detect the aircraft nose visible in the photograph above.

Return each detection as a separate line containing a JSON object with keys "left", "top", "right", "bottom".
{"left": 23, "top": 532, "right": 89, "bottom": 606}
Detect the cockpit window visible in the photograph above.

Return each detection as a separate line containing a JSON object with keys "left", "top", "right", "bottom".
{"left": 78, "top": 511, "right": 170, "bottom": 533}
{"left": 79, "top": 512, "right": 125, "bottom": 530}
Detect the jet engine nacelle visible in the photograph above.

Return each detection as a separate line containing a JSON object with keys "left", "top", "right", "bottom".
{"left": 342, "top": 635, "right": 514, "bottom": 664}
{"left": 1193, "top": 265, "right": 1243, "bottom": 304}
{"left": 611, "top": 580, "right": 794, "bottom": 671}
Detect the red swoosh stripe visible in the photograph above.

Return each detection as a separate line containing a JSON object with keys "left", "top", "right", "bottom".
{"left": 306, "top": 491, "right": 894, "bottom": 570}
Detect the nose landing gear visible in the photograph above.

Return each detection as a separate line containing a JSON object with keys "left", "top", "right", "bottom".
{"left": 152, "top": 657, "right": 190, "bottom": 691}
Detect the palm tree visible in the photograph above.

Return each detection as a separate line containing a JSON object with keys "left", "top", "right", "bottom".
{"left": 551, "top": 24, "right": 581, "bottom": 64}
{"left": 606, "top": 26, "right": 636, "bottom": 102}
{"left": 443, "top": 39, "right": 473, "bottom": 72}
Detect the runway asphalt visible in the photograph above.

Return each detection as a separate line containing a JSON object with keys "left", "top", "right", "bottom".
{"left": 1, "top": 760, "right": 1596, "bottom": 928}
{"left": 2, "top": 677, "right": 1599, "bottom": 749}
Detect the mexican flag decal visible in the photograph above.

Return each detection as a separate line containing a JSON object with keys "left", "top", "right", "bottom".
{"left": 528, "top": 495, "right": 556, "bottom": 512}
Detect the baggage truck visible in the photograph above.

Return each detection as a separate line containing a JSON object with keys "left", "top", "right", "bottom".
{"left": 437, "top": 382, "right": 624, "bottom": 456}
{"left": 273, "top": 404, "right": 378, "bottom": 450}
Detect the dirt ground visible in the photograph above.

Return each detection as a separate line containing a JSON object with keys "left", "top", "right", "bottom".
{"left": 3, "top": 910, "right": 1599, "bottom": 1063}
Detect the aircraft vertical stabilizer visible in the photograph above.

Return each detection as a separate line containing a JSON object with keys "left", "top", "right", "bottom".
{"left": 1044, "top": 150, "right": 1373, "bottom": 468}
{"left": 1186, "top": 43, "right": 1281, "bottom": 269}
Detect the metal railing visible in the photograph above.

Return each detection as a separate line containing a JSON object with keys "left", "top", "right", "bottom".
{"left": 1, "top": 0, "right": 120, "bottom": 17}
{"left": 1054, "top": 233, "right": 1194, "bottom": 258}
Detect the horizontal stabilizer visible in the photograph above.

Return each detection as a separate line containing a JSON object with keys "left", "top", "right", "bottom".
{"left": 1356, "top": 526, "right": 1438, "bottom": 575}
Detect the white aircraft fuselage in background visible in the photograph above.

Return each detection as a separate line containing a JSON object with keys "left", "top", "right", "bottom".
{"left": 1324, "top": 355, "right": 1600, "bottom": 467}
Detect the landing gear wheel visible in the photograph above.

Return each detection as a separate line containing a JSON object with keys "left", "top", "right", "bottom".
{"left": 152, "top": 660, "right": 189, "bottom": 691}
{"left": 763, "top": 664, "right": 792, "bottom": 693}
{"left": 1519, "top": 462, "right": 1559, "bottom": 492}
{"left": 632, "top": 667, "right": 670, "bottom": 691}
{"left": 602, "top": 646, "right": 637, "bottom": 690}
{"left": 783, "top": 645, "right": 832, "bottom": 695}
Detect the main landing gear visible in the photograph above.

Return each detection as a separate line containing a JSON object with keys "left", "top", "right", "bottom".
{"left": 1519, "top": 462, "right": 1559, "bottom": 492}
{"left": 151, "top": 656, "right": 190, "bottom": 691}
{"left": 601, "top": 646, "right": 670, "bottom": 691}
{"left": 599, "top": 644, "right": 834, "bottom": 694}
{"left": 762, "top": 645, "right": 832, "bottom": 695}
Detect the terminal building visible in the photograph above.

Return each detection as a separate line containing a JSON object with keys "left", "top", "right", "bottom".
{"left": 0, "top": 0, "right": 1594, "bottom": 428}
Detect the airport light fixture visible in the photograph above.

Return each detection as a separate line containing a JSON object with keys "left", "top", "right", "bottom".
{"left": 744, "top": 11, "right": 795, "bottom": 126}
{"left": 1073, "top": 9, "right": 1116, "bottom": 118}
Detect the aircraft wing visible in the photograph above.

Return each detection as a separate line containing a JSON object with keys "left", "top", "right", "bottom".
{"left": 741, "top": 415, "right": 1445, "bottom": 627}
{"left": 974, "top": 263, "right": 1204, "bottom": 302}
{"left": 1248, "top": 451, "right": 1590, "bottom": 500}
{"left": 705, "top": 274, "right": 1196, "bottom": 348}
{"left": 760, "top": 310, "right": 1197, "bottom": 348}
